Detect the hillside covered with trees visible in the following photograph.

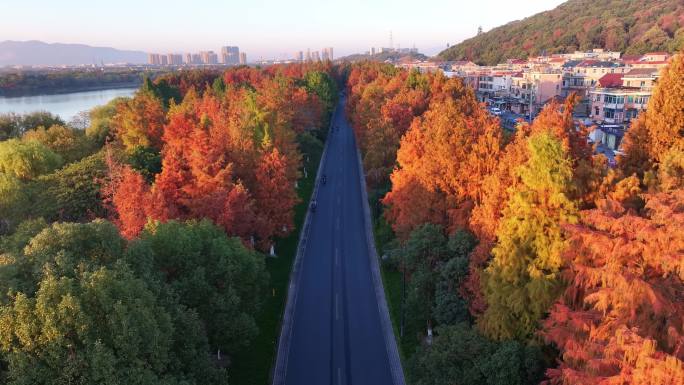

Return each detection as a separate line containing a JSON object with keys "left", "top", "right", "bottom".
{"left": 347, "top": 52, "right": 684, "bottom": 384}
{"left": 439, "top": 0, "right": 684, "bottom": 65}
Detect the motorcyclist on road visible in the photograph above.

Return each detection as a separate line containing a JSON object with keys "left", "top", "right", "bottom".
{"left": 311, "top": 200, "right": 317, "bottom": 212}
{"left": 322, "top": 175, "right": 327, "bottom": 185}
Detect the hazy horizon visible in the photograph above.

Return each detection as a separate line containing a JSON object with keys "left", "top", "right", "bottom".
{"left": 3, "top": 0, "right": 565, "bottom": 59}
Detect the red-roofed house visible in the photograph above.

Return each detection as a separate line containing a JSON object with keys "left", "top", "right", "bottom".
{"left": 589, "top": 70, "right": 652, "bottom": 125}
{"left": 621, "top": 54, "right": 643, "bottom": 62}
{"left": 597, "top": 73, "right": 623, "bottom": 88}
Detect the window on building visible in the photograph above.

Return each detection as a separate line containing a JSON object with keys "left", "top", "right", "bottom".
{"left": 595, "top": 106, "right": 599, "bottom": 116}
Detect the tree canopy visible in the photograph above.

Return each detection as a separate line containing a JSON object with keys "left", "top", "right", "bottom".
{"left": 440, "top": 0, "right": 684, "bottom": 65}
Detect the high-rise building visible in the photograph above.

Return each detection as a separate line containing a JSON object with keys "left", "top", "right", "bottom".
{"left": 296, "top": 51, "right": 304, "bottom": 62}
{"left": 185, "top": 53, "right": 193, "bottom": 65}
{"left": 192, "top": 54, "right": 201, "bottom": 64}
{"left": 321, "top": 47, "right": 334, "bottom": 61}
{"left": 312, "top": 51, "right": 321, "bottom": 62}
{"left": 221, "top": 46, "right": 240, "bottom": 65}
{"left": 167, "top": 53, "right": 183, "bottom": 65}
{"left": 239, "top": 52, "right": 247, "bottom": 65}
{"left": 160, "top": 55, "right": 168, "bottom": 65}
{"left": 148, "top": 53, "right": 161, "bottom": 65}
{"left": 305, "top": 48, "right": 312, "bottom": 62}
{"left": 200, "top": 51, "right": 218, "bottom": 64}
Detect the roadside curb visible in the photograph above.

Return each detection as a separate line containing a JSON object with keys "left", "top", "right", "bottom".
{"left": 353, "top": 134, "right": 407, "bottom": 385}
{"left": 271, "top": 106, "right": 336, "bottom": 385}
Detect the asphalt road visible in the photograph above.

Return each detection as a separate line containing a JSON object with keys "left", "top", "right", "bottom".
{"left": 282, "top": 99, "right": 395, "bottom": 385}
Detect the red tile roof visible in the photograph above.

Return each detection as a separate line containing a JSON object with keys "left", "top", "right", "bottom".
{"left": 598, "top": 73, "right": 623, "bottom": 88}
{"left": 621, "top": 54, "right": 642, "bottom": 61}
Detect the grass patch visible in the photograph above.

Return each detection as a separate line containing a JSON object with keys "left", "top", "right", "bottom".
{"left": 370, "top": 193, "right": 417, "bottom": 380}
{"left": 230, "top": 137, "right": 323, "bottom": 385}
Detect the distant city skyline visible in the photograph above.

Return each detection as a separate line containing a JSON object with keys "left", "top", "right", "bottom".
{"left": 3, "top": 0, "right": 566, "bottom": 59}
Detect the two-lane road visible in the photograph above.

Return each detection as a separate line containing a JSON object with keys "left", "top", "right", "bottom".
{"left": 277, "top": 98, "right": 398, "bottom": 385}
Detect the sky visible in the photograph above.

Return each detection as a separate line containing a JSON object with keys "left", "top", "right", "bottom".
{"left": 2, "top": 0, "right": 566, "bottom": 59}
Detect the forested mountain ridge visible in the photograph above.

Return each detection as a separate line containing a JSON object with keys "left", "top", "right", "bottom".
{"left": 439, "top": 0, "right": 684, "bottom": 65}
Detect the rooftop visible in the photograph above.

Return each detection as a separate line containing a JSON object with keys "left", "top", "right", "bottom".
{"left": 576, "top": 60, "right": 623, "bottom": 68}
{"left": 598, "top": 73, "right": 623, "bottom": 88}
{"left": 623, "top": 68, "right": 659, "bottom": 77}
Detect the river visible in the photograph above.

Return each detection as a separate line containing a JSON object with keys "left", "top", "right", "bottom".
{"left": 0, "top": 87, "right": 138, "bottom": 121}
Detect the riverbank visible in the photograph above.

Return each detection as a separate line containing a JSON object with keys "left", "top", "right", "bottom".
{"left": 0, "top": 87, "right": 138, "bottom": 121}
{"left": 0, "top": 82, "right": 142, "bottom": 98}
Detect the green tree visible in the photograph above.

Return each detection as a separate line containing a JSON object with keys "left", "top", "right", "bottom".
{"left": 304, "top": 71, "right": 338, "bottom": 113}
{"left": 0, "top": 218, "right": 47, "bottom": 255}
{"left": 479, "top": 132, "right": 578, "bottom": 341}
{"left": 33, "top": 151, "right": 108, "bottom": 222}
{"left": 0, "top": 139, "right": 63, "bottom": 180}
{"left": 127, "top": 220, "right": 268, "bottom": 355}
{"left": 408, "top": 323, "right": 544, "bottom": 385}
{"left": 394, "top": 225, "right": 476, "bottom": 335}
{"left": 86, "top": 97, "right": 125, "bottom": 147}
{"left": 22, "top": 125, "right": 93, "bottom": 164}
{"left": 127, "top": 146, "right": 161, "bottom": 182}
{"left": 0, "top": 174, "right": 29, "bottom": 234}
{"left": 0, "top": 264, "right": 176, "bottom": 385}
{"left": 18, "top": 111, "right": 64, "bottom": 134}
{"left": 0, "top": 220, "right": 227, "bottom": 384}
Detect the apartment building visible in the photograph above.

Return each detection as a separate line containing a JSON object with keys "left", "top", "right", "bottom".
{"left": 221, "top": 46, "right": 240, "bottom": 65}
{"left": 622, "top": 68, "right": 659, "bottom": 90}
{"left": 166, "top": 53, "right": 183, "bottom": 65}
{"left": 477, "top": 72, "right": 514, "bottom": 99}
{"left": 589, "top": 73, "right": 651, "bottom": 125}
{"left": 509, "top": 70, "right": 563, "bottom": 116}
{"left": 148, "top": 53, "right": 161, "bottom": 65}
{"left": 200, "top": 51, "right": 218, "bottom": 64}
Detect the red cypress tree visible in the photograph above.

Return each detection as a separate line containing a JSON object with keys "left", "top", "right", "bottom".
{"left": 542, "top": 190, "right": 684, "bottom": 384}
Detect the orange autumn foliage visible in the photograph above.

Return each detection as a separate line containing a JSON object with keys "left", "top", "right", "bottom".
{"left": 383, "top": 78, "right": 503, "bottom": 239}
{"left": 542, "top": 190, "right": 684, "bottom": 385}
{"left": 106, "top": 65, "right": 328, "bottom": 248}
{"left": 113, "top": 91, "right": 166, "bottom": 151}
{"left": 106, "top": 163, "right": 152, "bottom": 239}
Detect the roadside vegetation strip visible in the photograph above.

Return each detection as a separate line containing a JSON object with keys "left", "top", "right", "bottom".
{"left": 353, "top": 134, "right": 407, "bottom": 385}
{"left": 270, "top": 106, "right": 336, "bottom": 385}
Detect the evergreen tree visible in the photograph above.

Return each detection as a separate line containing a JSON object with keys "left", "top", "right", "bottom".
{"left": 479, "top": 132, "right": 578, "bottom": 340}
